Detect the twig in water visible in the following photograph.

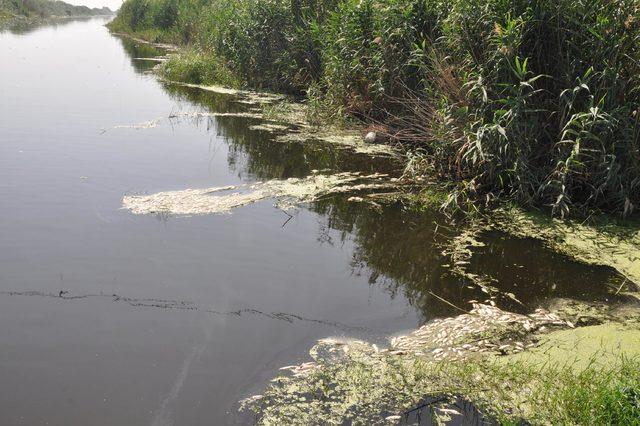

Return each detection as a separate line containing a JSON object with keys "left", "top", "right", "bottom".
{"left": 281, "top": 211, "right": 294, "bottom": 228}
{"left": 428, "top": 290, "right": 471, "bottom": 314}
{"left": 614, "top": 278, "right": 628, "bottom": 295}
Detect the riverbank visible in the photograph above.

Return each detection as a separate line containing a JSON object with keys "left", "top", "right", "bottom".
{"left": 104, "top": 9, "right": 640, "bottom": 423}
{"left": 240, "top": 306, "right": 640, "bottom": 424}
{"left": 113, "top": 56, "right": 640, "bottom": 423}
{"left": 0, "top": 0, "right": 113, "bottom": 28}
{"left": 112, "top": 54, "right": 640, "bottom": 289}
{"left": 108, "top": 0, "right": 640, "bottom": 219}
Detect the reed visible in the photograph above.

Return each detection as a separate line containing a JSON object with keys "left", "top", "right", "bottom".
{"left": 108, "top": 0, "right": 640, "bottom": 217}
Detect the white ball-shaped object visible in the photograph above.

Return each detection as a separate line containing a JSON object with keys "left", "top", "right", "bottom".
{"left": 364, "top": 131, "right": 377, "bottom": 143}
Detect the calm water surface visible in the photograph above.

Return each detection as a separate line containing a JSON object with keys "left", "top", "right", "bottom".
{"left": 0, "top": 18, "right": 625, "bottom": 425}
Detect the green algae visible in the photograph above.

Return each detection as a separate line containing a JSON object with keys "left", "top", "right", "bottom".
{"left": 242, "top": 307, "right": 640, "bottom": 425}
{"left": 132, "top": 57, "right": 167, "bottom": 63}
{"left": 276, "top": 130, "right": 398, "bottom": 157}
{"left": 492, "top": 208, "right": 640, "bottom": 287}
{"left": 249, "top": 123, "right": 290, "bottom": 132}
{"left": 439, "top": 225, "right": 502, "bottom": 300}
{"left": 436, "top": 207, "right": 640, "bottom": 306}
{"left": 503, "top": 323, "right": 640, "bottom": 370}
{"left": 152, "top": 76, "right": 400, "bottom": 156}
{"left": 114, "top": 118, "right": 162, "bottom": 129}
{"left": 260, "top": 101, "right": 399, "bottom": 157}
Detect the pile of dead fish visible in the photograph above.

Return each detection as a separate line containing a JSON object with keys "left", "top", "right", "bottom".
{"left": 389, "top": 304, "right": 570, "bottom": 360}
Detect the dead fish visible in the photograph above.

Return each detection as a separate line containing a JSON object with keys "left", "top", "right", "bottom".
{"left": 436, "top": 408, "right": 461, "bottom": 416}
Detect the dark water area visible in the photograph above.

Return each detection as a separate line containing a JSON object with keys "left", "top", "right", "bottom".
{"left": 0, "top": 18, "right": 626, "bottom": 425}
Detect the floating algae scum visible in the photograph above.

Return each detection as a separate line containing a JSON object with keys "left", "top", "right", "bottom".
{"left": 122, "top": 172, "right": 402, "bottom": 216}
{"left": 118, "top": 76, "right": 640, "bottom": 423}
{"left": 110, "top": 52, "right": 640, "bottom": 423}
{"left": 114, "top": 83, "right": 398, "bottom": 157}
{"left": 2, "top": 19, "right": 639, "bottom": 425}
{"left": 492, "top": 208, "right": 640, "bottom": 287}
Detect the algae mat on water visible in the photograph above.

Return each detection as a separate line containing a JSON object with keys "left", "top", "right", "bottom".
{"left": 493, "top": 208, "right": 640, "bottom": 287}
{"left": 122, "top": 172, "right": 401, "bottom": 216}
{"left": 241, "top": 304, "right": 640, "bottom": 425}
{"left": 502, "top": 323, "right": 640, "bottom": 370}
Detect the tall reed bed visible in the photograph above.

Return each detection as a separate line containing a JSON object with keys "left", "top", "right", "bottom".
{"left": 109, "top": 0, "right": 640, "bottom": 217}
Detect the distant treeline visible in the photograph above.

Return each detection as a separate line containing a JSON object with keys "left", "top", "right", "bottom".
{"left": 109, "top": 0, "right": 639, "bottom": 218}
{"left": 0, "top": 0, "right": 112, "bottom": 19}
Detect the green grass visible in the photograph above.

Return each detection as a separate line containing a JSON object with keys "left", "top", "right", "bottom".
{"left": 543, "top": 360, "right": 640, "bottom": 425}
{"left": 242, "top": 341, "right": 640, "bottom": 425}
{"left": 160, "top": 50, "right": 240, "bottom": 87}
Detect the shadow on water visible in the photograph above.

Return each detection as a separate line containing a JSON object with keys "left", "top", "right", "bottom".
{"left": 118, "top": 39, "right": 628, "bottom": 324}
{"left": 117, "top": 36, "right": 168, "bottom": 73}
{"left": 0, "top": 21, "right": 632, "bottom": 425}
{"left": 312, "top": 198, "right": 627, "bottom": 321}
{"left": 157, "top": 82, "right": 403, "bottom": 180}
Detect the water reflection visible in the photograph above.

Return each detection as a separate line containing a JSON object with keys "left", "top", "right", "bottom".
{"left": 117, "top": 36, "right": 168, "bottom": 73}
{"left": 313, "top": 198, "right": 626, "bottom": 321}
{"left": 117, "top": 37, "right": 627, "bottom": 322}
{"left": 0, "top": 16, "right": 108, "bottom": 35}
{"left": 0, "top": 20, "right": 629, "bottom": 425}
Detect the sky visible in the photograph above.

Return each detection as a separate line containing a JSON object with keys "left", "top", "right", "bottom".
{"left": 65, "top": 0, "right": 124, "bottom": 10}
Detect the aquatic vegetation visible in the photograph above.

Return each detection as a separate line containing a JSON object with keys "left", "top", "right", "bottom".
{"left": 114, "top": 118, "right": 163, "bottom": 129}
{"left": 113, "top": 90, "right": 398, "bottom": 156}
{"left": 249, "top": 124, "right": 289, "bottom": 132}
{"left": 438, "top": 224, "right": 506, "bottom": 302}
{"left": 275, "top": 130, "right": 397, "bottom": 157}
{"left": 162, "top": 80, "right": 286, "bottom": 104}
{"left": 108, "top": 0, "right": 640, "bottom": 218}
{"left": 258, "top": 100, "right": 400, "bottom": 156}
{"left": 242, "top": 308, "right": 640, "bottom": 425}
{"left": 506, "top": 323, "right": 640, "bottom": 370}
{"left": 122, "top": 172, "right": 401, "bottom": 216}
{"left": 434, "top": 206, "right": 640, "bottom": 306}
{"left": 492, "top": 207, "right": 640, "bottom": 286}
{"left": 110, "top": 31, "right": 179, "bottom": 51}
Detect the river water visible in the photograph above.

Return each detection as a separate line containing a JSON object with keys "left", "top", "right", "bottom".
{"left": 0, "top": 17, "right": 625, "bottom": 425}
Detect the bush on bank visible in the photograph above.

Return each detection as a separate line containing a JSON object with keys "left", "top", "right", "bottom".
{"left": 108, "top": 0, "right": 640, "bottom": 218}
